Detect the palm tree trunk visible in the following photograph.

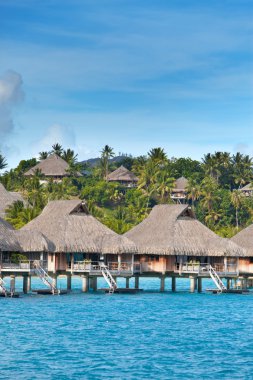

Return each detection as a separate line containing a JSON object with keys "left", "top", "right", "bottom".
{"left": 236, "top": 208, "right": 239, "bottom": 229}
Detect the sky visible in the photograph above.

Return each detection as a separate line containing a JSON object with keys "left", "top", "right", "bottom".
{"left": 0, "top": 0, "right": 253, "bottom": 168}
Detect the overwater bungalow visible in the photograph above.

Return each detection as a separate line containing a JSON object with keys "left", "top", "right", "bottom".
{"left": 24, "top": 153, "right": 82, "bottom": 182}
{"left": 0, "top": 200, "right": 248, "bottom": 294}
{"left": 0, "top": 216, "right": 50, "bottom": 293}
{"left": 170, "top": 176, "right": 188, "bottom": 203}
{"left": 0, "top": 217, "right": 50, "bottom": 266}
{"left": 231, "top": 225, "right": 253, "bottom": 276}
{"left": 107, "top": 165, "right": 138, "bottom": 187}
{"left": 19, "top": 200, "right": 136, "bottom": 289}
{"left": 0, "top": 183, "right": 24, "bottom": 218}
{"left": 125, "top": 204, "right": 244, "bottom": 290}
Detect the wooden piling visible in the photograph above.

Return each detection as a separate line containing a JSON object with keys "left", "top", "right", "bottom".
{"left": 67, "top": 275, "right": 72, "bottom": 291}
{"left": 190, "top": 277, "right": 196, "bottom": 293}
{"left": 81, "top": 276, "right": 89, "bottom": 292}
{"left": 172, "top": 277, "right": 176, "bottom": 292}
{"left": 160, "top": 276, "right": 165, "bottom": 292}
{"left": 197, "top": 277, "right": 202, "bottom": 293}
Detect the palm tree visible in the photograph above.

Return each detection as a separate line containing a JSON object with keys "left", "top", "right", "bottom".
{"left": 51, "top": 143, "right": 63, "bottom": 157}
{"left": 101, "top": 145, "right": 114, "bottom": 179}
{"left": 205, "top": 209, "right": 222, "bottom": 228}
{"left": 39, "top": 151, "right": 48, "bottom": 160}
{"left": 155, "top": 170, "right": 175, "bottom": 203}
{"left": 138, "top": 160, "right": 158, "bottom": 211}
{"left": 148, "top": 147, "right": 167, "bottom": 164}
{"left": 186, "top": 178, "right": 202, "bottom": 210}
{"left": 0, "top": 152, "right": 7, "bottom": 170}
{"left": 202, "top": 153, "right": 220, "bottom": 182}
{"left": 200, "top": 176, "right": 220, "bottom": 218}
{"left": 5, "top": 200, "right": 24, "bottom": 224}
{"left": 232, "top": 153, "right": 253, "bottom": 188}
{"left": 231, "top": 190, "right": 243, "bottom": 229}
{"left": 62, "top": 149, "right": 78, "bottom": 164}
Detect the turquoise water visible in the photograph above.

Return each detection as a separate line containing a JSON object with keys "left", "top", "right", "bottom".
{"left": 1, "top": 277, "right": 253, "bottom": 380}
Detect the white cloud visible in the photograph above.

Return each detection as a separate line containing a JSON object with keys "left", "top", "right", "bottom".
{"left": 0, "top": 70, "right": 24, "bottom": 142}
{"left": 31, "top": 124, "right": 76, "bottom": 156}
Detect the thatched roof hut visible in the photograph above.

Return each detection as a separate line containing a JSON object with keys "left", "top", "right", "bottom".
{"left": 21, "top": 200, "right": 136, "bottom": 254}
{"left": 24, "top": 154, "right": 81, "bottom": 178}
{"left": 173, "top": 177, "right": 188, "bottom": 193}
{"left": 107, "top": 165, "right": 138, "bottom": 183}
{"left": 125, "top": 204, "right": 244, "bottom": 257}
{"left": 231, "top": 225, "right": 253, "bottom": 256}
{"left": 239, "top": 183, "right": 253, "bottom": 197}
{"left": 0, "top": 183, "right": 24, "bottom": 218}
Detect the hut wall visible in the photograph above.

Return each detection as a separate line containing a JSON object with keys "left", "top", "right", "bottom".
{"left": 210, "top": 257, "right": 224, "bottom": 272}
{"left": 139, "top": 255, "right": 167, "bottom": 273}
{"left": 166, "top": 256, "right": 175, "bottom": 271}
{"left": 56, "top": 254, "right": 67, "bottom": 271}
{"left": 48, "top": 253, "right": 56, "bottom": 272}
{"left": 239, "top": 258, "right": 253, "bottom": 274}
{"left": 121, "top": 253, "right": 133, "bottom": 263}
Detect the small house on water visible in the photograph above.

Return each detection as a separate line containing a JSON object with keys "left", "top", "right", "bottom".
{"left": 0, "top": 201, "right": 252, "bottom": 293}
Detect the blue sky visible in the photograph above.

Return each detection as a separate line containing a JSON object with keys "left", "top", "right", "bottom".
{"left": 0, "top": 0, "right": 252, "bottom": 168}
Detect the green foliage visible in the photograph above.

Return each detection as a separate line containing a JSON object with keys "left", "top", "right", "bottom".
{"left": 0, "top": 152, "right": 8, "bottom": 170}
{"left": 2, "top": 145, "right": 253, "bottom": 235}
{"left": 15, "top": 158, "right": 37, "bottom": 175}
{"left": 81, "top": 180, "right": 123, "bottom": 207}
{"left": 10, "top": 253, "right": 28, "bottom": 264}
{"left": 5, "top": 200, "right": 41, "bottom": 229}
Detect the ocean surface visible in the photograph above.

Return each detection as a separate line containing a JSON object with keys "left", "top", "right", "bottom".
{"left": 1, "top": 277, "right": 253, "bottom": 380}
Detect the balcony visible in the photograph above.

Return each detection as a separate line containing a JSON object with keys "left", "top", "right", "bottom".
{"left": 174, "top": 263, "right": 238, "bottom": 276}
{"left": 0, "top": 260, "right": 48, "bottom": 272}
{"left": 68, "top": 261, "right": 133, "bottom": 275}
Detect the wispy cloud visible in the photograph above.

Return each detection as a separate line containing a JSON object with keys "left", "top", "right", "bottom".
{"left": 0, "top": 70, "right": 24, "bottom": 144}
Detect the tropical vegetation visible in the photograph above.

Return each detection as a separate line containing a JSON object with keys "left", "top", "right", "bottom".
{"left": 1, "top": 146, "right": 253, "bottom": 237}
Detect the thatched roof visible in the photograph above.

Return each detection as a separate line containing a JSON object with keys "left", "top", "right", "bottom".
{"left": 125, "top": 204, "right": 244, "bottom": 257}
{"left": 0, "top": 217, "right": 20, "bottom": 252}
{"left": 0, "top": 183, "right": 24, "bottom": 218}
{"left": 231, "top": 225, "right": 253, "bottom": 256}
{"left": 22, "top": 200, "right": 136, "bottom": 254}
{"left": 239, "top": 183, "right": 253, "bottom": 191}
{"left": 107, "top": 166, "right": 138, "bottom": 182}
{"left": 0, "top": 216, "right": 51, "bottom": 253}
{"left": 172, "top": 177, "right": 188, "bottom": 192}
{"left": 15, "top": 230, "right": 52, "bottom": 253}
{"left": 24, "top": 154, "right": 81, "bottom": 177}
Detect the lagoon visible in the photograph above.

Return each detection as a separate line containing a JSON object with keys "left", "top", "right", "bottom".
{"left": 1, "top": 277, "right": 253, "bottom": 380}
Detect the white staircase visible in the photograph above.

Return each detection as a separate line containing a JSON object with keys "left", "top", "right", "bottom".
{"left": 0, "top": 277, "right": 8, "bottom": 297}
{"left": 99, "top": 263, "right": 117, "bottom": 294}
{"left": 208, "top": 265, "right": 227, "bottom": 292}
{"left": 33, "top": 260, "right": 60, "bottom": 295}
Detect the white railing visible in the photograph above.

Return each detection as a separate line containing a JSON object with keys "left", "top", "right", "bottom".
{"left": 175, "top": 262, "right": 238, "bottom": 275}
{"left": 33, "top": 260, "right": 59, "bottom": 295}
{"left": 107, "top": 262, "right": 132, "bottom": 272}
{"left": 1, "top": 260, "right": 48, "bottom": 271}
{"left": 70, "top": 261, "right": 132, "bottom": 273}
